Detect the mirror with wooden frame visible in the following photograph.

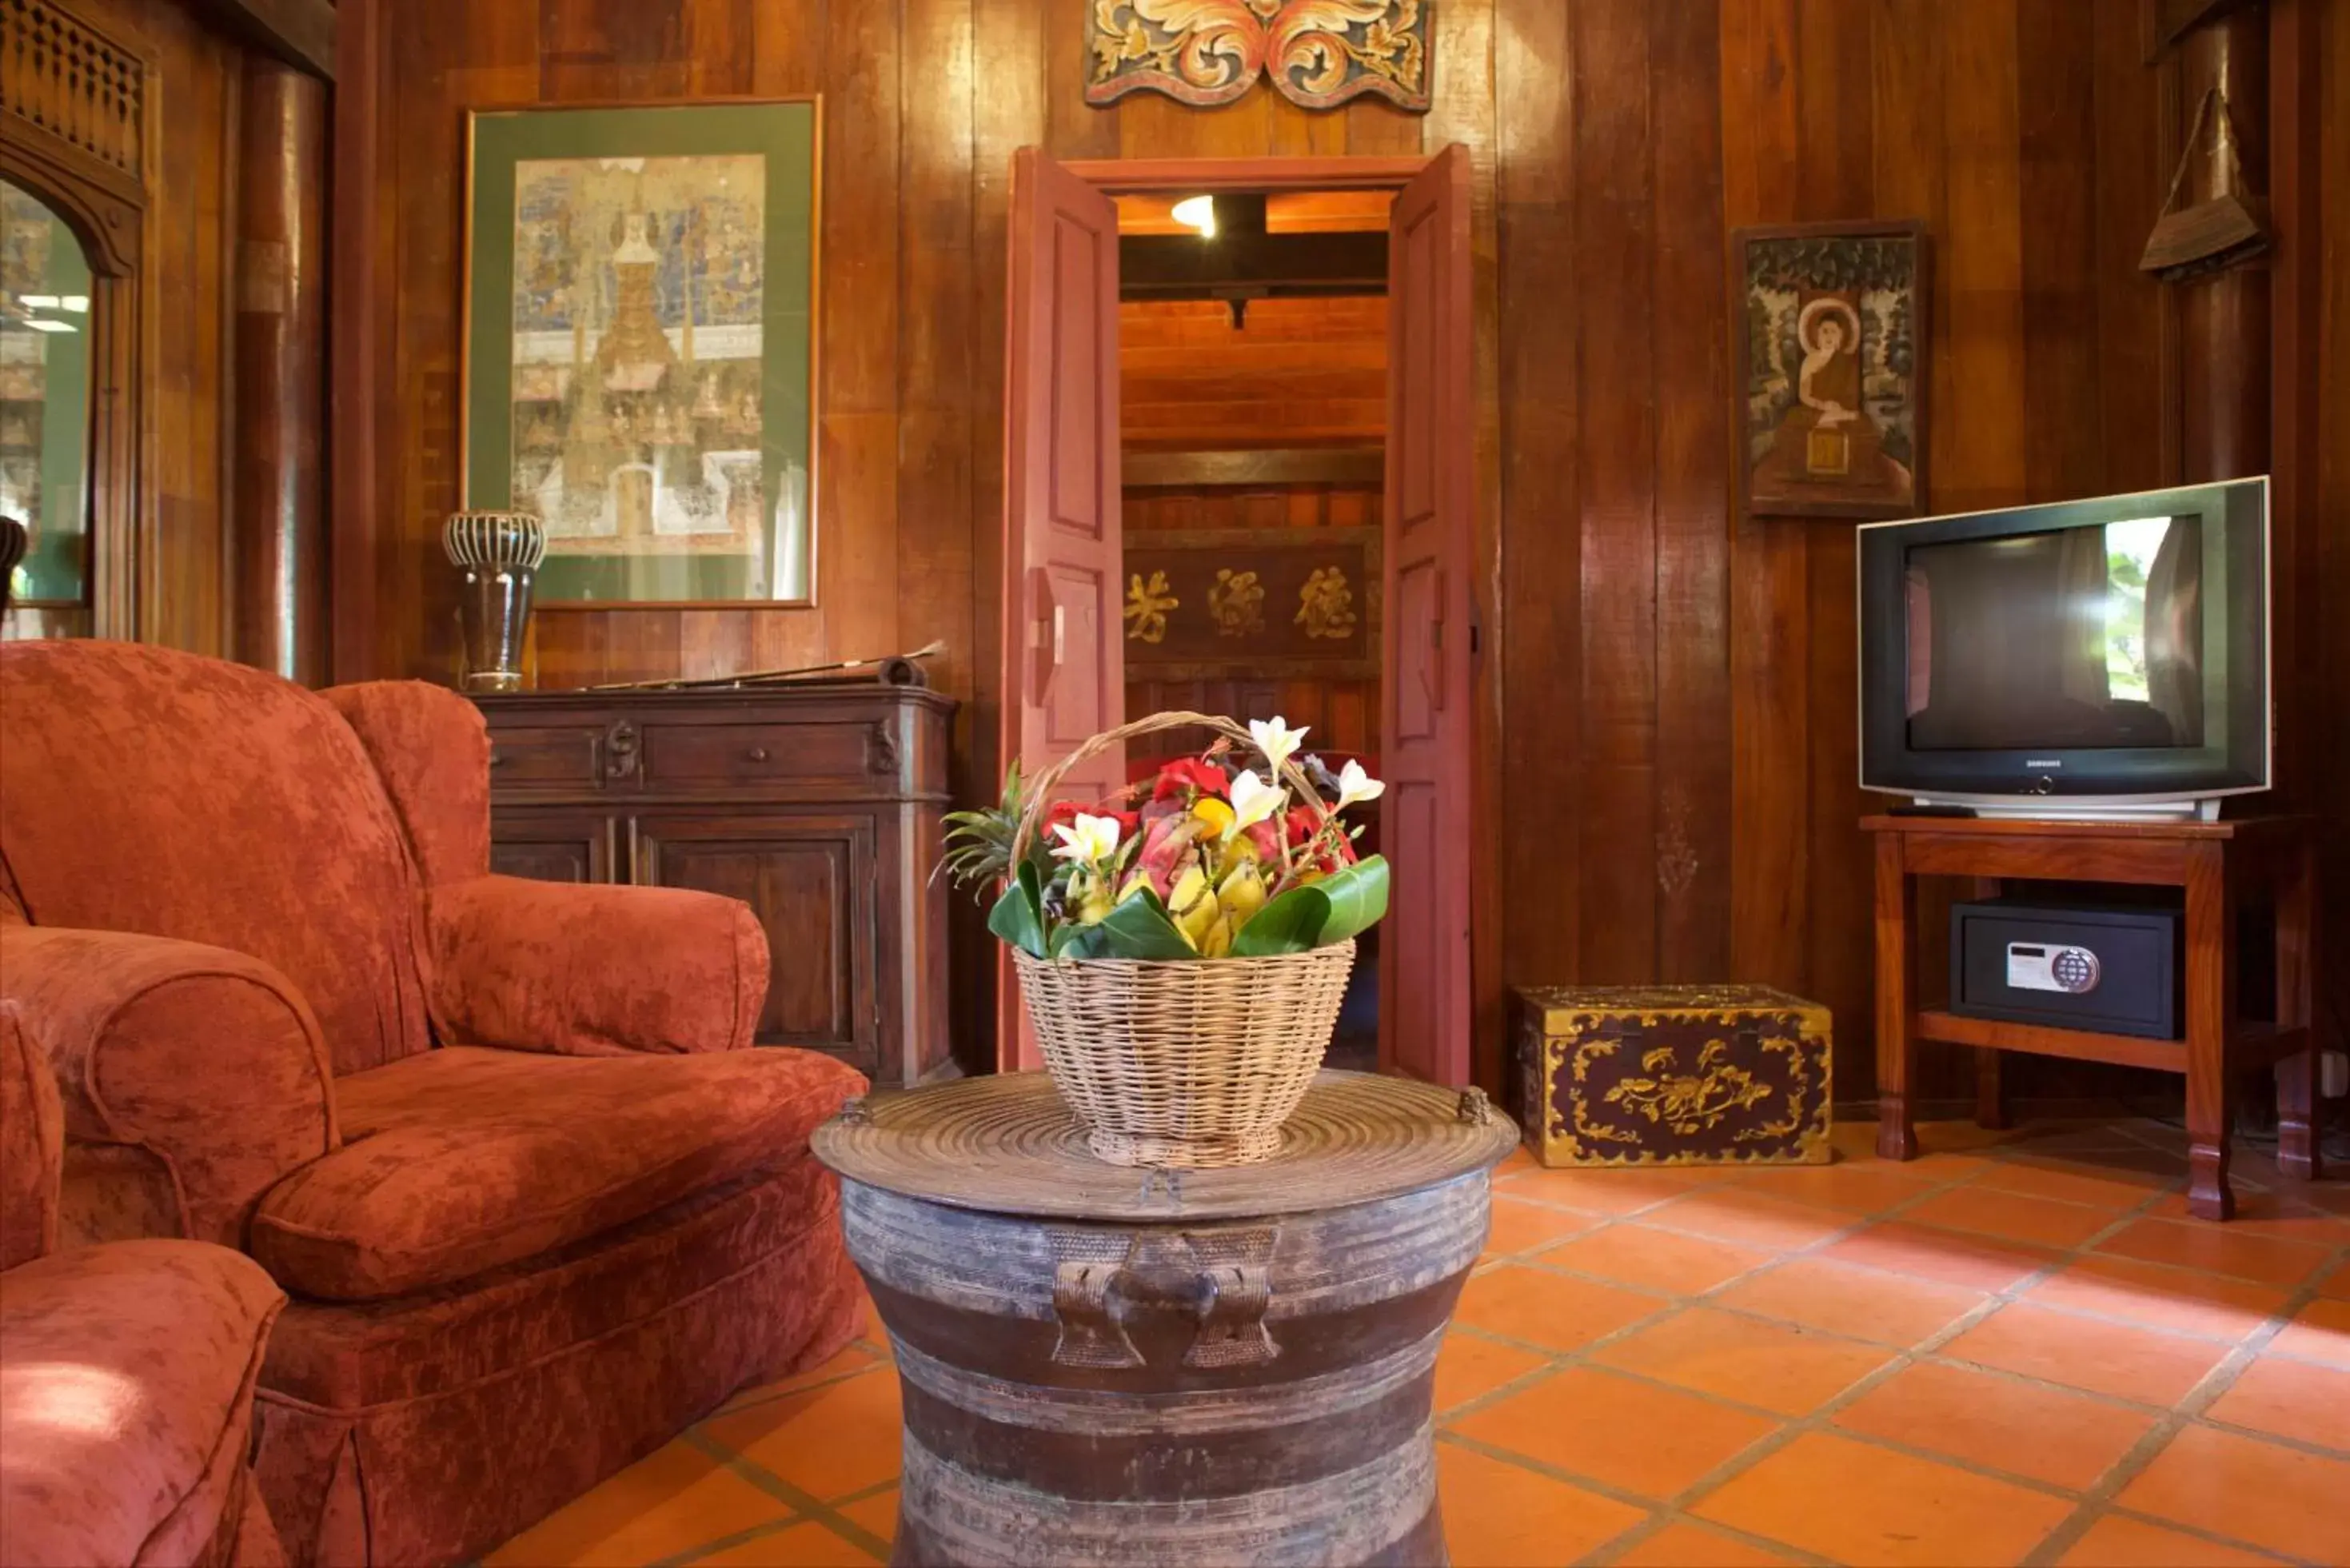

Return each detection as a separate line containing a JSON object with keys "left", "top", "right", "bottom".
{"left": 0, "top": 0, "right": 150, "bottom": 641}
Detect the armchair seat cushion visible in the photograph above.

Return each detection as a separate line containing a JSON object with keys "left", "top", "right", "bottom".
{"left": 249, "top": 1045, "right": 863, "bottom": 1301}
{"left": 0, "top": 1240, "right": 285, "bottom": 1568}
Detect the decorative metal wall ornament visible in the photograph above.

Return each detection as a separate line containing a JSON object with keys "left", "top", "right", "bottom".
{"left": 1085, "top": 1, "right": 1431, "bottom": 113}
{"left": 445, "top": 511, "right": 547, "bottom": 692}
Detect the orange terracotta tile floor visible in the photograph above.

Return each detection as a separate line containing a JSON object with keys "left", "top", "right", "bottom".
{"left": 488, "top": 1117, "right": 2350, "bottom": 1567}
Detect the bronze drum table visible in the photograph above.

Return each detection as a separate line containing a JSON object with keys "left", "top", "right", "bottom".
{"left": 812, "top": 1071, "right": 1515, "bottom": 1568}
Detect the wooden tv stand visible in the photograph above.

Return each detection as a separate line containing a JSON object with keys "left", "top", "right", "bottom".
{"left": 1865, "top": 813, "right": 2320, "bottom": 1221}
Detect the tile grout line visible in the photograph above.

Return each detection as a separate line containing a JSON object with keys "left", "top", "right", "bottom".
{"left": 676, "top": 1427, "right": 896, "bottom": 1564}
{"left": 648, "top": 1122, "right": 2338, "bottom": 1568}
{"left": 1450, "top": 1126, "right": 2345, "bottom": 1566}
{"left": 2021, "top": 1226, "right": 2350, "bottom": 1568}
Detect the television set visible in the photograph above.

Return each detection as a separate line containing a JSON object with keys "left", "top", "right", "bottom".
{"left": 1857, "top": 477, "right": 2269, "bottom": 820}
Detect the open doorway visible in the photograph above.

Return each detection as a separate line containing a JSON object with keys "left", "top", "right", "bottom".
{"left": 996, "top": 150, "right": 1474, "bottom": 1088}
{"left": 1112, "top": 188, "right": 1391, "bottom": 1068}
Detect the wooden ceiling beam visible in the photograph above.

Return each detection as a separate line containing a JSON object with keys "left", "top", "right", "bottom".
{"left": 190, "top": 0, "right": 336, "bottom": 78}
{"left": 1119, "top": 230, "right": 1388, "bottom": 299}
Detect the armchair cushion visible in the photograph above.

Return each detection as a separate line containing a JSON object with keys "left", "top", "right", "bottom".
{"left": 424, "top": 875, "right": 769, "bottom": 1056}
{"left": 249, "top": 1045, "right": 863, "bottom": 1300}
{"left": 0, "top": 927, "right": 337, "bottom": 1249}
{"left": 0, "top": 1239, "right": 285, "bottom": 1568}
{"left": 0, "top": 640, "right": 434, "bottom": 1075}
{"left": 321, "top": 680, "right": 491, "bottom": 888}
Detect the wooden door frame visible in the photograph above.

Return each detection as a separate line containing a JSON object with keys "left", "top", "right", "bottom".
{"left": 1019, "top": 150, "right": 1498, "bottom": 1090}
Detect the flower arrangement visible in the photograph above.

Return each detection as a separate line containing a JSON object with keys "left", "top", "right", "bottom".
{"left": 944, "top": 716, "right": 1390, "bottom": 962}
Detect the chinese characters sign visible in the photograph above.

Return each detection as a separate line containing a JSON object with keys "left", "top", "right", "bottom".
{"left": 1120, "top": 527, "right": 1378, "bottom": 680}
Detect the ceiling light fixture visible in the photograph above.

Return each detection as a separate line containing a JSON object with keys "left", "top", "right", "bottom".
{"left": 23, "top": 319, "right": 76, "bottom": 334}
{"left": 1171, "top": 195, "right": 1216, "bottom": 238}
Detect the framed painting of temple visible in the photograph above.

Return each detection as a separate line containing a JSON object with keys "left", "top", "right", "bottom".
{"left": 461, "top": 99, "right": 820, "bottom": 605}
{"left": 1731, "top": 219, "right": 1929, "bottom": 521}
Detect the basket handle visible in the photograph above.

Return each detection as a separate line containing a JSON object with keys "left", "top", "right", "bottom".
{"left": 1009, "top": 711, "right": 1335, "bottom": 870}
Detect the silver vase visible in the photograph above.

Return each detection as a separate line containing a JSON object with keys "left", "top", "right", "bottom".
{"left": 444, "top": 512, "right": 547, "bottom": 692}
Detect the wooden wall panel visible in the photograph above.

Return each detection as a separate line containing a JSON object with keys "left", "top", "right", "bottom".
{"left": 1121, "top": 480, "right": 1382, "bottom": 765}
{"left": 354, "top": 1, "right": 2331, "bottom": 1096}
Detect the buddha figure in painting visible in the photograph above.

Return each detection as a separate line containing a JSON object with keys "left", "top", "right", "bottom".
{"left": 1754, "top": 290, "right": 1912, "bottom": 508}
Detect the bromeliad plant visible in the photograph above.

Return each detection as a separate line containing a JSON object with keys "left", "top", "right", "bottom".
{"left": 943, "top": 716, "right": 1390, "bottom": 962}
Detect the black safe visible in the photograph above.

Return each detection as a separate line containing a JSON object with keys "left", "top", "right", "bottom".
{"left": 1950, "top": 897, "right": 2182, "bottom": 1041}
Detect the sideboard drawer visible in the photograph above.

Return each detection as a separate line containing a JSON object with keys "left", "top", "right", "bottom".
{"left": 486, "top": 724, "right": 610, "bottom": 788}
{"left": 640, "top": 718, "right": 895, "bottom": 790}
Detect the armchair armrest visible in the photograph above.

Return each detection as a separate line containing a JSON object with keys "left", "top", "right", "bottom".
{"left": 0, "top": 927, "right": 337, "bottom": 1248}
{"left": 424, "top": 875, "right": 769, "bottom": 1055}
{"left": 0, "top": 1003, "right": 63, "bottom": 1269}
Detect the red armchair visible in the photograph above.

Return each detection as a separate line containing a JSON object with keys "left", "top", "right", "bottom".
{"left": 0, "top": 642, "right": 866, "bottom": 1566}
{"left": 1, "top": 1003, "right": 288, "bottom": 1567}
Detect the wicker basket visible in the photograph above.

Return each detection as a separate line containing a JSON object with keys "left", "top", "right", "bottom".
{"left": 1007, "top": 712, "right": 1359, "bottom": 1168}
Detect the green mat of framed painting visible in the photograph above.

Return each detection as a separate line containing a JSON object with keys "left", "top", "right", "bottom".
{"left": 461, "top": 99, "right": 818, "bottom": 605}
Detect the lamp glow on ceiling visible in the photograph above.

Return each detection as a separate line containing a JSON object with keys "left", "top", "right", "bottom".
{"left": 1171, "top": 195, "right": 1216, "bottom": 238}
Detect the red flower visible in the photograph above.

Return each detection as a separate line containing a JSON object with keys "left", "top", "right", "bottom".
{"left": 1280, "top": 804, "right": 1355, "bottom": 874}
{"left": 1150, "top": 756, "right": 1229, "bottom": 804}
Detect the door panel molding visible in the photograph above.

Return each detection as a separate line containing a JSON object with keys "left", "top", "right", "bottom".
{"left": 1379, "top": 145, "right": 1476, "bottom": 1088}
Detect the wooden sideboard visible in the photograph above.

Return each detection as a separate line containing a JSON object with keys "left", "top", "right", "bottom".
{"left": 474, "top": 683, "right": 958, "bottom": 1088}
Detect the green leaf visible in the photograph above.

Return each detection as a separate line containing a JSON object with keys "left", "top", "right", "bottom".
{"left": 1039, "top": 887, "right": 1195, "bottom": 961}
{"left": 1049, "top": 920, "right": 1105, "bottom": 960}
{"left": 1229, "top": 884, "right": 1329, "bottom": 956}
{"left": 1312, "top": 855, "right": 1390, "bottom": 947}
{"left": 1093, "top": 887, "right": 1197, "bottom": 960}
{"left": 1228, "top": 855, "right": 1390, "bottom": 956}
{"left": 987, "top": 861, "right": 1049, "bottom": 958}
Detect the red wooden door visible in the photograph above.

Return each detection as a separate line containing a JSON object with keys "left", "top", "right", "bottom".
{"left": 996, "top": 148, "right": 1125, "bottom": 1071}
{"left": 1380, "top": 145, "right": 1474, "bottom": 1086}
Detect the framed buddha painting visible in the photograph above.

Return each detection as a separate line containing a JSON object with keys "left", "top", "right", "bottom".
{"left": 1731, "top": 220, "right": 1928, "bottom": 521}
{"left": 461, "top": 100, "right": 820, "bottom": 604}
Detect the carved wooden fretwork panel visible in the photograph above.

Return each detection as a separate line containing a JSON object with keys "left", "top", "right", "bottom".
{"left": 2, "top": 0, "right": 147, "bottom": 272}
{"left": 1085, "top": 1, "right": 1430, "bottom": 113}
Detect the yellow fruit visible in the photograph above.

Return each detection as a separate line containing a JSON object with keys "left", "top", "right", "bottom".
{"left": 1069, "top": 868, "right": 1114, "bottom": 927}
{"left": 1190, "top": 796, "right": 1235, "bottom": 839}
{"left": 1217, "top": 860, "right": 1267, "bottom": 930}
{"left": 1167, "top": 863, "right": 1218, "bottom": 951}
{"left": 1197, "top": 912, "right": 1234, "bottom": 958}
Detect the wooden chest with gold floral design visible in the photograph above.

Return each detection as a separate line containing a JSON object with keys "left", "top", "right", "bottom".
{"left": 1510, "top": 985, "right": 1832, "bottom": 1167}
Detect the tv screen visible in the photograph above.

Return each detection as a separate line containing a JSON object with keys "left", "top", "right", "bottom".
{"left": 1858, "top": 479, "right": 2268, "bottom": 814}
{"left": 1903, "top": 515, "right": 2204, "bottom": 752}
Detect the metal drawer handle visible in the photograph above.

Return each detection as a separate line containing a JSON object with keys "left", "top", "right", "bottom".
{"left": 603, "top": 720, "right": 640, "bottom": 782}
{"left": 747, "top": 745, "right": 771, "bottom": 763}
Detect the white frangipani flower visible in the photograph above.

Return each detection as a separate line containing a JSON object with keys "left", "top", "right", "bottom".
{"left": 1223, "top": 769, "right": 1287, "bottom": 840}
{"left": 1335, "top": 758, "right": 1386, "bottom": 809}
{"left": 1048, "top": 812, "right": 1125, "bottom": 867}
{"left": 1248, "top": 715, "right": 1309, "bottom": 776}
